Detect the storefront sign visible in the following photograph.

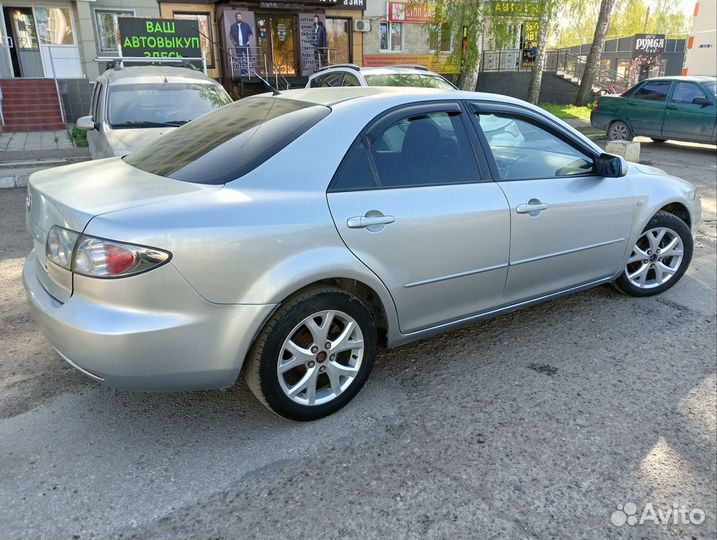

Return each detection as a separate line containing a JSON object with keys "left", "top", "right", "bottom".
{"left": 633, "top": 34, "right": 666, "bottom": 57}
{"left": 521, "top": 20, "right": 539, "bottom": 68}
{"left": 364, "top": 53, "right": 459, "bottom": 73}
{"left": 318, "top": 0, "right": 366, "bottom": 9}
{"left": 489, "top": 1, "right": 541, "bottom": 17}
{"left": 118, "top": 18, "right": 201, "bottom": 59}
{"left": 387, "top": 2, "right": 434, "bottom": 23}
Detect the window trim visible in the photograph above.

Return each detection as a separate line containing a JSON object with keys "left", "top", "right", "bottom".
{"left": 93, "top": 8, "right": 135, "bottom": 55}
{"left": 467, "top": 101, "right": 601, "bottom": 182}
{"left": 379, "top": 20, "right": 403, "bottom": 53}
{"left": 328, "top": 100, "right": 490, "bottom": 193}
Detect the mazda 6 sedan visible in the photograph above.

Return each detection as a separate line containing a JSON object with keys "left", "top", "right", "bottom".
{"left": 24, "top": 87, "right": 701, "bottom": 421}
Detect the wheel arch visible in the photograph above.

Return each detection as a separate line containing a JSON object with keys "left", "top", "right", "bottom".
{"left": 658, "top": 202, "right": 691, "bottom": 229}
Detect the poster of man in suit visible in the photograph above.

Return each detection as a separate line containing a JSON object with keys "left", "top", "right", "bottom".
{"left": 225, "top": 10, "right": 255, "bottom": 75}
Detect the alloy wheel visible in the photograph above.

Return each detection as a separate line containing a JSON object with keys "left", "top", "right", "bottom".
{"left": 277, "top": 310, "right": 364, "bottom": 406}
{"left": 625, "top": 227, "right": 684, "bottom": 289}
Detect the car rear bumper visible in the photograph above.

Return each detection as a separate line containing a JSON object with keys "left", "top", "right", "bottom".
{"left": 23, "top": 250, "right": 275, "bottom": 391}
{"left": 590, "top": 110, "right": 610, "bottom": 131}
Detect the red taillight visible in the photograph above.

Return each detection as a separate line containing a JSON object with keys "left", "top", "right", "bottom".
{"left": 105, "top": 244, "right": 137, "bottom": 274}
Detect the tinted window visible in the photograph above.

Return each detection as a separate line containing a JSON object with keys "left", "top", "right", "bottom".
{"left": 364, "top": 73, "right": 454, "bottom": 90}
{"left": 124, "top": 97, "right": 330, "bottom": 184}
{"left": 309, "top": 74, "right": 325, "bottom": 87}
{"left": 370, "top": 111, "right": 479, "bottom": 188}
{"left": 108, "top": 83, "right": 232, "bottom": 128}
{"left": 342, "top": 73, "right": 361, "bottom": 86}
{"left": 475, "top": 113, "right": 593, "bottom": 180}
{"left": 331, "top": 139, "right": 376, "bottom": 191}
{"left": 671, "top": 82, "right": 708, "bottom": 104}
{"left": 634, "top": 81, "right": 672, "bottom": 101}
{"left": 313, "top": 72, "right": 343, "bottom": 87}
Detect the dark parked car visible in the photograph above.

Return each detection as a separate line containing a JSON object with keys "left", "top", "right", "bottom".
{"left": 591, "top": 76, "right": 716, "bottom": 144}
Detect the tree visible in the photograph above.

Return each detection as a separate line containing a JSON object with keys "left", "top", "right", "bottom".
{"left": 527, "top": 0, "right": 554, "bottom": 104}
{"left": 575, "top": 0, "right": 617, "bottom": 105}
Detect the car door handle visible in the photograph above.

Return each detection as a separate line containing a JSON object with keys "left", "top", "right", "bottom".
{"left": 666, "top": 105, "right": 677, "bottom": 111}
{"left": 516, "top": 201, "right": 548, "bottom": 214}
{"left": 347, "top": 214, "right": 396, "bottom": 229}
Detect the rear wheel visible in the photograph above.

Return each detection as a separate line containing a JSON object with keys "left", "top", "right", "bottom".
{"left": 614, "top": 211, "right": 693, "bottom": 297}
{"left": 608, "top": 120, "right": 633, "bottom": 141}
{"left": 245, "top": 287, "right": 377, "bottom": 421}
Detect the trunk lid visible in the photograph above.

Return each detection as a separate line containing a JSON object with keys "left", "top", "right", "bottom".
{"left": 26, "top": 157, "right": 221, "bottom": 302}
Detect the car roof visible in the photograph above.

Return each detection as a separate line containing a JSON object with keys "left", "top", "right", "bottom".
{"left": 642, "top": 75, "right": 716, "bottom": 83}
{"left": 98, "top": 65, "right": 220, "bottom": 86}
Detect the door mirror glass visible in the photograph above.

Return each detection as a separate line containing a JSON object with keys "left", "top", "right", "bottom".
{"left": 692, "top": 96, "right": 710, "bottom": 106}
{"left": 76, "top": 115, "right": 96, "bottom": 131}
{"left": 594, "top": 153, "right": 627, "bottom": 177}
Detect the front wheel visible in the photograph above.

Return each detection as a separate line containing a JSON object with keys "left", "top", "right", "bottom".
{"left": 614, "top": 211, "right": 693, "bottom": 297}
{"left": 245, "top": 287, "right": 377, "bottom": 421}
{"left": 607, "top": 120, "right": 633, "bottom": 141}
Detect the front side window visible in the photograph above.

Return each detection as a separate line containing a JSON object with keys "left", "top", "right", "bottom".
{"left": 108, "top": 83, "right": 232, "bottom": 128}
{"left": 363, "top": 73, "right": 454, "bottom": 89}
{"left": 633, "top": 80, "right": 672, "bottom": 102}
{"left": 379, "top": 21, "right": 402, "bottom": 52}
{"left": 124, "top": 97, "right": 330, "bottom": 184}
{"left": 36, "top": 7, "right": 74, "bottom": 45}
{"left": 94, "top": 9, "right": 133, "bottom": 53}
{"left": 475, "top": 112, "right": 593, "bottom": 180}
{"left": 369, "top": 111, "right": 479, "bottom": 188}
{"left": 671, "top": 82, "right": 708, "bottom": 105}
{"left": 173, "top": 12, "right": 214, "bottom": 69}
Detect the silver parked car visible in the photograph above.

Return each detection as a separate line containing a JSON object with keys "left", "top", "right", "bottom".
{"left": 77, "top": 65, "right": 233, "bottom": 159}
{"left": 24, "top": 87, "right": 700, "bottom": 420}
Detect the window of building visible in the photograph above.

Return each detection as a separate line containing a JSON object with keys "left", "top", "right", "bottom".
{"left": 35, "top": 7, "right": 74, "bottom": 45}
{"left": 94, "top": 9, "right": 134, "bottom": 54}
{"left": 428, "top": 24, "right": 452, "bottom": 52}
{"left": 379, "top": 21, "right": 402, "bottom": 52}
{"left": 173, "top": 12, "right": 215, "bottom": 69}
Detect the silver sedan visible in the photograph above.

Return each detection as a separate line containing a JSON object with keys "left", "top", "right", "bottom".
{"left": 23, "top": 87, "right": 701, "bottom": 420}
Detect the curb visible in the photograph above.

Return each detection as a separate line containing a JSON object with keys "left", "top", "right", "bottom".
{"left": 0, "top": 174, "right": 29, "bottom": 189}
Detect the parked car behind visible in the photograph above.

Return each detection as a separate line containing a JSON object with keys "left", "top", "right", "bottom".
{"left": 77, "top": 65, "right": 233, "bottom": 159}
{"left": 25, "top": 87, "right": 700, "bottom": 421}
{"left": 591, "top": 75, "right": 716, "bottom": 144}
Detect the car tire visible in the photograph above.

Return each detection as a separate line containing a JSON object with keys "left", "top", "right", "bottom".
{"left": 245, "top": 286, "right": 377, "bottom": 421}
{"left": 650, "top": 138, "right": 667, "bottom": 143}
{"left": 607, "top": 120, "right": 633, "bottom": 141}
{"left": 614, "top": 211, "right": 693, "bottom": 297}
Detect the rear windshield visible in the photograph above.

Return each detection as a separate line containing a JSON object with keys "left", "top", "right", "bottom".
{"left": 108, "top": 83, "right": 232, "bottom": 128}
{"left": 124, "top": 97, "right": 330, "bottom": 184}
{"left": 364, "top": 73, "right": 455, "bottom": 90}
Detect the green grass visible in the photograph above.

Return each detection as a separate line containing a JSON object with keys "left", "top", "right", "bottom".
{"left": 68, "top": 127, "right": 88, "bottom": 147}
{"left": 539, "top": 103, "right": 594, "bottom": 121}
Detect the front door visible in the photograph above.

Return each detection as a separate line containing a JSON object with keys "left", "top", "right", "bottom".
{"left": 662, "top": 80, "right": 717, "bottom": 143}
{"left": 4, "top": 7, "right": 42, "bottom": 77}
{"left": 256, "top": 14, "right": 297, "bottom": 76}
{"left": 325, "top": 17, "right": 351, "bottom": 65}
{"left": 625, "top": 79, "right": 672, "bottom": 136}
{"left": 470, "top": 106, "right": 634, "bottom": 304}
{"left": 327, "top": 103, "right": 510, "bottom": 333}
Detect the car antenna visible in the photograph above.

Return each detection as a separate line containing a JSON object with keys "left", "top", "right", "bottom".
{"left": 252, "top": 71, "right": 281, "bottom": 96}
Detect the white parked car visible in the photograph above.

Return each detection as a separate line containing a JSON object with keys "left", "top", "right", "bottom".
{"left": 77, "top": 65, "right": 233, "bottom": 159}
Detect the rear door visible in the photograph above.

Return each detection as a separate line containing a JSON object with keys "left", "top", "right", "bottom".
{"left": 327, "top": 102, "right": 511, "bottom": 333}
{"left": 662, "top": 81, "right": 716, "bottom": 142}
{"left": 468, "top": 103, "right": 634, "bottom": 304}
{"left": 625, "top": 80, "right": 672, "bottom": 136}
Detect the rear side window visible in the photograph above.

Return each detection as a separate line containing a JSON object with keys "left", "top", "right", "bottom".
{"left": 124, "top": 97, "right": 330, "bottom": 184}
{"left": 634, "top": 81, "right": 672, "bottom": 101}
{"left": 331, "top": 139, "right": 376, "bottom": 191}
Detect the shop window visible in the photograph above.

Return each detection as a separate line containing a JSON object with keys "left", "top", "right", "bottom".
{"left": 379, "top": 21, "right": 402, "bottom": 52}
{"left": 173, "top": 12, "right": 215, "bottom": 69}
{"left": 36, "top": 7, "right": 74, "bottom": 45}
{"left": 95, "top": 9, "right": 134, "bottom": 54}
{"left": 429, "top": 24, "right": 452, "bottom": 53}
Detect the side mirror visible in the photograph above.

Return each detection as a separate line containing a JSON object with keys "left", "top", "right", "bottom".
{"left": 76, "top": 115, "right": 97, "bottom": 131}
{"left": 692, "top": 96, "right": 710, "bottom": 106}
{"left": 595, "top": 153, "right": 628, "bottom": 178}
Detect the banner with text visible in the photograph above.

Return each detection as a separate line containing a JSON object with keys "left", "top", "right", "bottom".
{"left": 119, "top": 18, "right": 202, "bottom": 65}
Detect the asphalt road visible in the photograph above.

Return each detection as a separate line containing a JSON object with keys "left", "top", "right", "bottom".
{"left": 0, "top": 139, "right": 715, "bottom": 540}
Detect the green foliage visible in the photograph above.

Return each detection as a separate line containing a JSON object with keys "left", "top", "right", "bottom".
{"left": 539, "top": 102, "right": 594, "bottom": 120}
{"left": 68, "top": 127, "right": 88, "bottom": 148}
{"left": 554, "top": 0, "right": 689, "bottom": 48}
